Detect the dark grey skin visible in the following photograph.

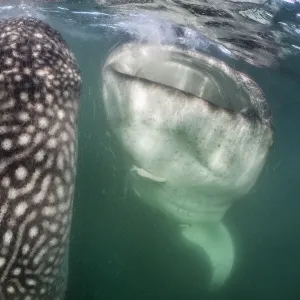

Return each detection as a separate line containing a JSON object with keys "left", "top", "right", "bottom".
{"left": 0, "top": 17, "right": 81, "bottom": 299}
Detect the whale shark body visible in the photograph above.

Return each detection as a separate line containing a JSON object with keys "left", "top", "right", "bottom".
{"left": 102, "top": 43, "right": 273, "bottom": 289}
{"left": 0, "top": 17, "right": 81, "bottom": 299}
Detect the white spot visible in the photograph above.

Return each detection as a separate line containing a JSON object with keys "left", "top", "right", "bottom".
{"left": 42, "top": 206, "right": 56, "bottom": 217}
{"left": 42, "top": 220, "right": 50, "bottom": 229}
{"left": 5, "top": 57, "right": 13, "bottom": 66}
{"left": 34, "top": 132, "right": 44, "bottom": 144}
{"left": 69, "top": 142, "right": 75, "bottom": 154}
{"left": 26, "top": 125, "right": 35, "bottom": 133}
{"left": 0, "top": 257, "right": 5, "bottom": 267}
{"left": 1, "top": 139, "right": 12, "bottom": 151}
{"left": 45, "top": 94, "right": 54, "bottom": 104}
{"left": 15, "top": 166, "right": 28, "bottom": 181}
{"left": 1, "top": 177, "right": 10, "bottom": 188}
{"left": 34, "top": 92, "right": 40, "bottom": 99}
{"left": 56, "top": 185, "right": 65, "bottom": 199}
{"left": 23, "top": 68, "right": 31, "bottom": 75}
{"left": 38, "top": 117, "right": 49, "bottom": 129}
{"left": 3, "top": 230, "right": 12, "bottom": 246}
{"left": 34, "top": 150, "right": 45, "bottom": 162}
{"left": 35, "top": 103, "right": 44, "bottom": 112}
{"left": 0, "top": 126, "right": 6, "bottom": 134}
{"left": 33, "top": 247, "right": 47, "bottom": 265}
{"left": 46, "top": 108, "right": 54, "bottom": 117}
{"left": 12, "top": 267, "right": 21, "bottom": 276}
{"left": 45, "top": 80, "right": 52, "bottom": 88}
{"left": 54, "top": 176, "right": 62, "bottom": 185}
{"left": 49, "top": 223, "right": 58, "bottom": 233}
{"left": 22, "top": 259, "right": 28, "bottom": 266}
{"left": 49, "top": 238, "right": 58, "bottom": 246}
{"left": 26, "top": 279, "right": 37, "bottom": 286}
{"left": 6, "top": 285, "right": 15, "bottom": 294}
{"left": 48, "top": 256, "right": 55, "bottom": 263}
{"left": 44, "top": 267, "right": 52, "bottom": 275}
{"left": 57, "top": 153, "right": 64, "bottom": 170}
{"left": 34, "top": 33, "right": 43, "bottom": 38}
{"left": 18, "top": 133, "right": 31, "bottom": 146}
{"left": 63, "top": 90, "right": 69, "bottom": 98}
{"left": 64, "top": 171, "right": 71, "bottom": 183}
{"left": 0, "top": 98, "right": 15, "bottom": 110}
{"left": 20, "top": 92, "right": 29, "bottom": 101}
{"left": 28, "top": 226, "right": 39, "bottom": 239}
{"left": 49, "top": 123, "right": 60, "bottom": 135}
{"left": 18, "top": 112, "right": 30, "bottom": 122}
{"left": 46, "top": 154, "right": 54, "bottom": 168}
{"left": 9, "top": 34, "right": 18, "bottom": 41}
{"left": 15, "top": 202, "right": 28, "bottom": 217}
{"left": 48, "top": 193, "right": 55, "bottom": 204}
{"left": 22, "top": 244, "right": 30, "bottom": 255}
{"left": 61, "top": 131, "right": 69, "bottom": 142}
{"left": 62, "top": 214, "right": 69, "bottom": 225}
{"left": 58, "top": 203, "right": 69, "bottom": 213}
{"left": 8, "top": 188, "right": 18, "bottom": 200}
{"left": 36, "top": 69, "right": 47, "bottom": 77}
{"left": 47, "top": 138, "right": 57, "bottom": 148}
{"left": 14, "top": 74, "right": 22, "bottom": 82}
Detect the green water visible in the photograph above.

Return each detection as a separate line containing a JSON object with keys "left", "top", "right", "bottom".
{"left": 33, "top": 3, "right": 300, "bottom": 300}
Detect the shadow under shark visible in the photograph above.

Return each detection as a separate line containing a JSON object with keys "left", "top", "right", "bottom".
{"left": 102, "top": 43, "right": 273, "bottom": 289}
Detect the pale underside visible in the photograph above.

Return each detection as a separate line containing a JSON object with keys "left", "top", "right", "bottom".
{"left": 102, "top": 43, "right": 273, "bottom": 289}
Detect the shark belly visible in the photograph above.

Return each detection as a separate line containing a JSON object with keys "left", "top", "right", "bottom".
{"left": 102, "top": 43, "right": 273, "bottom": 289}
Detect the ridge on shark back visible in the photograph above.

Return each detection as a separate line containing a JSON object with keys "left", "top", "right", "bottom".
{"left": 102, "top": 43, "right": 273, "bottom": 289}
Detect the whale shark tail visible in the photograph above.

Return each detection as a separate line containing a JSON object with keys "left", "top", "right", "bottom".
{"left": 181, "top": 222, "right": 234, "bottom": 290}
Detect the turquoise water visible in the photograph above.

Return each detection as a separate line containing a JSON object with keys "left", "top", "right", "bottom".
{"left": 1, "top": 1, "right": 300, "bottom": 299}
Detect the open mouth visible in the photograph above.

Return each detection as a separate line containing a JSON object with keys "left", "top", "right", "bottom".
{"left": 104, "top": 43, "right": 272, "bottom": 125}
{"left": 102, "top": 42, "right": 274, "bottom": 196}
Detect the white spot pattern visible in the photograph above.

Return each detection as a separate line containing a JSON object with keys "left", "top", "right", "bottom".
{"left": 0, "top": 17, "right": 81, "bottom": 299}
{"left": 15, "top": 166, "right": 28, "bottom": 180}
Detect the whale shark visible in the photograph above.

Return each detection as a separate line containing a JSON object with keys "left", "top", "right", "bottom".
{"left": 102, "top": 43, "right": 273, "bottom": 289}
{"left": 0, "top": 17, "right": 81, "bottom": 299}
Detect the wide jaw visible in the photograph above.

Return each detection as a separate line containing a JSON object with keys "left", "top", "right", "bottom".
{"left": 103, "top": 43, "right": 272, "bottom": 127}
{"left": 102, "top": 43, "right": 274, "bottom": 200}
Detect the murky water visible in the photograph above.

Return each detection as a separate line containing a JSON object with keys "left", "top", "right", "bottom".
{"left": 1, "top": 1, "right": 300, "bottom": 299}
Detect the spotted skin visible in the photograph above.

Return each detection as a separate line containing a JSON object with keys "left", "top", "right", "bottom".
{"left": 0, "top": 17, "right": 81, "bottom": 299}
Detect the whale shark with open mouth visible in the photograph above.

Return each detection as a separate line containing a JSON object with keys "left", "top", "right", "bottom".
{"left": 0, "top": 17, "right": 81, "bottom": 299}
{"left": 102, "top": 43, "right": 273, "bottom": 289}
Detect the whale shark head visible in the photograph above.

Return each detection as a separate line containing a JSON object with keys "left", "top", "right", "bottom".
{"left": 0, "top": 17, "right": 81, "bottom": 299}
{"left": 102, "top": 43, "right": 273, "bottom": 289}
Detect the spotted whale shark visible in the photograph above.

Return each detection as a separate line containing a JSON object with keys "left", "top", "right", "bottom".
{"left": 0, "top": 17, "right": 81, "bottom": 299}
{"left": 102, "top": 43, "right": 273, "bottom": 289}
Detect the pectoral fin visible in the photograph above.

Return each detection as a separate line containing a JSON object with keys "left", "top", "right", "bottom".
{"left": 181, "top": 222, "right": 234, "bottom": 290}
{"left": 130, "top": 165, "right": 167, "bottom": 183}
